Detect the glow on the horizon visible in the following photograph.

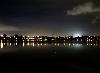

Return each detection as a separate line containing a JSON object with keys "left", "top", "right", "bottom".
{"left": 73, "top": 32, "right": 82, "bottom": 37}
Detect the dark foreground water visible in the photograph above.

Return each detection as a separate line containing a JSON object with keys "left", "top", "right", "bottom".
{"left": 0, "top": 43, "right": 98, "bottom": 72}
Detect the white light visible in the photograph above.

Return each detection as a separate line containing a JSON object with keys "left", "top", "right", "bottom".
{"left": 27, "top": 42, "right": 29, "bottom": 46}
{"left": 55, "top": 43, "right": 57, "bottom": 46}
{"left": 1, "top": 40, "right": 3, "bottom": 48}
{"left": 37, "top": 43, "right": 40, "bottom": 46}
{"left": 10, "top": 43, "right": 11, "bottom": 46}
{"left": 33, "top": 43, "right": 34, "bottom": 47}
{"left": 57, "top": 43, "right": 59, "bottom": 46}
{"left": 44, "top": 39, "right": 47, "bottom": 41}
{"left": 44, "top": 44, "right": 47, "bottom": 46}
{"left": 16, "top": 43, "right": 17, "bottom": 45}
{"left": 64, "top": 43, "right": 66, "bottom": 46}
{"left": 1, "top": 35, "right": 3, "bottom": 37}
{"left": 27, "top": 35, "right": 30, "bottom": 37}
{"left": 4, "top": 43, "right": 5, "bottom": 45}
{"left": 23, "top": 42, "right": 25, "bottom": 47}
{"left": 89, "top": 39, "right": 90, "bottom": 41}
{"left": 73, "top": 44, "right": 82, "bottom": 48}
{"left": 69, "top": 43, "right": 71, "bottom": 46}
{"left": 40, "top": 43, "right": 42, "bottom": 46}
{"left": 73, "top": 33, "right": 82, "bottom": 37}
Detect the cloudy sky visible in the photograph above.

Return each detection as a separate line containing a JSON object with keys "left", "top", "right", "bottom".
{"left": 0, "top": 0, "right": 100, "bottom": 36}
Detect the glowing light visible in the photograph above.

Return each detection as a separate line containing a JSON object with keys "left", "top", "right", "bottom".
{"left": 73, "top": 33, "right": 82, "bottom": 37}
{"left": 69, "top": 43, "right": 71, "bottom": 46}
{"left": 4, "top": 43, "right": 5, "bottom": 45}
{"left": 52, "top": 39, "right": 55, "bottom": 41}
{"left": 55, "top": 43, "right": 57, "bottom": 46}
{"left": 10, "top": 43, "right": 11, "bottom": 46}
{"left": 16, "top": 38, "right": 17, "bottom": 39}
{"left": 68, "top": 37, "right": 70, "bottom": 38}
{"left": 27, "top": 35, "right": 30, "bottom": 37}
{"left": 27, "top": 42, "right": 29, "bottom": 46}
{"left": 23, "top": 42, "right": 25, "bottom": 47}
{"left": 1, "top": 40, "right": 3, "bottom": 48}
{"left": 57, "top": 43, "right": 59, "bottom": 46}
{"left": 37, "top": 43, "right": 40, "bottom": 46}
{"left": 33, "top": 43, "right": 34, "bottom": 47}
{"left": 29, "top": 38, "right": 34, "bottom": 39}
{"left": 16, "top": 43, "right": 17, "bottom": 45}
{"left": 1, "top": 35, "right": 3, "bottom": 37}
{"left": 44, "top": 39, "right": 47, "bottom": 41}
{"left": 89, "top": 39, "right": 90, "bottom": 41}
{"left": 39, "top": 38, "right": 42, "bottom": 39}
{"left": 64, "top": 43, "right": 66, "bottom": 46}
{"left": 40, "top": 40, "right": 42, "bottom": 41}
{"left": 40, "top": 43, "right": 43, "bottom": 46}
{"left": 3, "top": 38, "right": 5, "bottom": 39}
{"left": 73, "top": 44, "right": 82, "bottom": 48}
{"left": 44, "top": 44, "right": 47, "bottom": 46}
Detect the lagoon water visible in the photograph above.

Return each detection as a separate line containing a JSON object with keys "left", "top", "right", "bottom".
{"left": 0, "top": 43, "right": 98, "bottom": 72}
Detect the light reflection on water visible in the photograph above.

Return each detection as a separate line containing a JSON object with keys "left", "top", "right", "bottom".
{"left": 0, "top": 40, "right": 100, "bottom": 49}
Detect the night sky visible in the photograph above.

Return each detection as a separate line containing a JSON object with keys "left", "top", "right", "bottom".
{"left": 0, "top": 0, "right": 100, "bottom": 36}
